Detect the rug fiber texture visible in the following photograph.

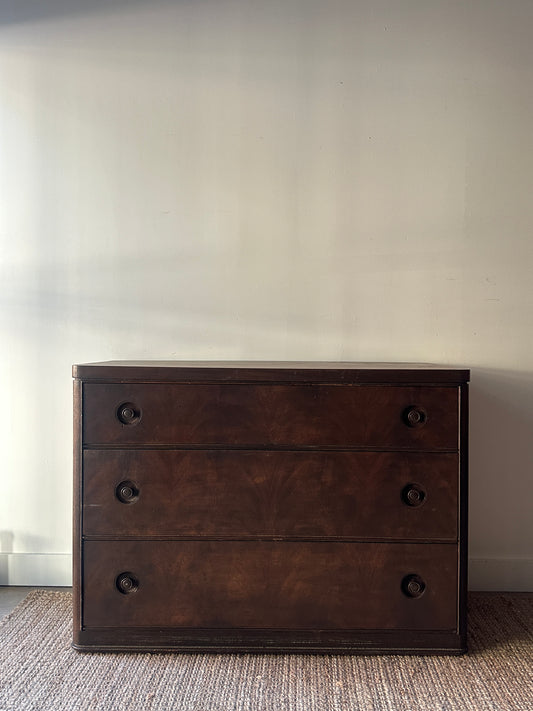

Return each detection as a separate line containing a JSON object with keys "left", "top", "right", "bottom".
{"left": 0, "top": 591, "right": 532, "bottom": 710}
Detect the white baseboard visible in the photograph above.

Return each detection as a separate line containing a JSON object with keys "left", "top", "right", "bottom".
{"left": 0, "top": 553, "right": 71, "bottom": 586}
{"left": 469, "top": 557, "right": 533, "bottom": 592}
{"left": 0, "top": 553, "right": 531, "bottom": 591}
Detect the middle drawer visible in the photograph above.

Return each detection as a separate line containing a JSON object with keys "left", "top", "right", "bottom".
{"left": 83, "top": 450, "right": 458, "bottom": 541}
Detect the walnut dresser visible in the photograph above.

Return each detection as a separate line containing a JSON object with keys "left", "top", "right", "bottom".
{"left": 72, "top": 361, "right": 469, "bottom": 654}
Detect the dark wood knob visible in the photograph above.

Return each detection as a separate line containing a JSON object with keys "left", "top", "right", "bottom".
{"left": 116, "top": 481, "right": 139, "bottom": 504}
{"left": 116, "top": 572, "right": 139, "bottom": 595}
{"left": 117, "top": 402, "right": 141, "bottom": 425}
{"left": 402, "top": 483, "right": 426, "bottom": 507}
{"left": 402, "top": 574, "right": 426, "bottom": 598}
{"left": 403, "top": 406, "right": 427, "bottom": 428}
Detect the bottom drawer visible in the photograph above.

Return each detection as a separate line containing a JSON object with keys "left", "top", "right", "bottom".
{"left": 82, "top": 541, "right": 458, "bottom": 631}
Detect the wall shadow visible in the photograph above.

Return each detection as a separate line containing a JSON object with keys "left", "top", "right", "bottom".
{"left": 0, "top": 0, "right": 177, "bottom": 26}
{"left": 0, "top": 531, "right": 14, "bottom": 584}
{"left": 469, "top": 367, "right": 533, "bottom": 563}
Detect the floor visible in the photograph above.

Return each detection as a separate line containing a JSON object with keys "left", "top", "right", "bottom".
{"left": 0, "top": 586, "right": 70, "bottom": 619}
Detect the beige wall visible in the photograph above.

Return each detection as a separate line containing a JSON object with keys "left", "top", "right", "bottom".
{"left": 0, "top": 0, "right": 532, "bottom": 588}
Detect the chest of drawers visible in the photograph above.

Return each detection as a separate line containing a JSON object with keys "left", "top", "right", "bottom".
{"left": 73, "top": 361, "right": 469, "bottom": 654}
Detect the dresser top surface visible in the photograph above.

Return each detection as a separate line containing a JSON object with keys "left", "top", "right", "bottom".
{"left": 73, "top": 361, "right": 469, "bottom": 384}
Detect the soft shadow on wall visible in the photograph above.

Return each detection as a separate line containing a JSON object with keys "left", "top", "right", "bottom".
{"left": 469, "top": 368, "right": 533, "bottom": 591}
{"left": 0, "top": 531, "right": 14, "bottom": 584}
{"left": 0, "top": 0, "right": 154, "bottom": 25}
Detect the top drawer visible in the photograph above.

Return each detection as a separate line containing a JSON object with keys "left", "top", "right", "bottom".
{"left": 82, "top": 383, "right": 458, "bottom": 450}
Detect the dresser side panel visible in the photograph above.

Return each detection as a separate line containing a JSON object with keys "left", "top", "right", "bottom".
{"left": 458, "top": 382, "right": 469, "bottom": 650}
{"left": 72, "top": 378, "right": 83, "bottom": 645}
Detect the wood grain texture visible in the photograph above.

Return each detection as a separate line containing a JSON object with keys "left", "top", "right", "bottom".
{"left": 73, "top": 361, "right": 470, "bottom": 384}
{"left": 72, "top": 379, "right": 83, "bottom": 643}
{"left": 458, "top": 383, "right": 469, "bottom": 647}
{"left": 83, "top": 450, "right": 458, "bottom": 541}
{"left": 73, "top": 361, "right": 468, "bottom": 653}
{"left": 82, "top": 541, "right": 458, "bottom": 631}
{"left": 73, "top": 626, "right": 466, "bottom": 654}
{"left": 82, "top": 383, "right": 458, "bottom": 450}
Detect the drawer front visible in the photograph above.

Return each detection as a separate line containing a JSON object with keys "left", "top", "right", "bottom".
{"left": 83, "top": 450, "right": 458, "bottom": 540}
{"left": 82, "top": 383, "right": 458, "bottom": 449}
{"left": 82, "top": 541, "right": 458, "bottom": 630}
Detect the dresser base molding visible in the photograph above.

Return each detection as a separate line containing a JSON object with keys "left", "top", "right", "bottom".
{"left": 73, "top": 628, "right": 466, "bottom": 655}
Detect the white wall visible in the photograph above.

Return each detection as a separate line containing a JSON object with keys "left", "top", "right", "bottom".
{"left": 0, "top": 0, "right": 532, "bottom": 590}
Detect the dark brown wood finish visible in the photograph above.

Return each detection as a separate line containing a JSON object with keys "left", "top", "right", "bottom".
{"left": 83, "top": 383, "right": 458, "bottom": 450}
{"left": 82, "top": 541, "right": 458, "bottom": 630}
{"left": 83, "top": 450, "right": 458, "bottom": 540}
{"left": 72, "top": 627, "right": 465, "bottom": 655}
{"left": 73, "top": 361, "right": 469, "bottom": 654}
{"left": 73, "top": 361, "right": 470, "bottom": 384}
{"left": 72, "top": 378, "right": 83, "bottom": 646}
{"left": 458, "top": 383, "right": 469, "bottom": 650}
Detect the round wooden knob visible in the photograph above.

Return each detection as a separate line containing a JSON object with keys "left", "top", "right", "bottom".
{"left": 117, "top": 402, "right": 141, "bottom": 425}
{"left": 116, "top": 572, "right": 139, "bottom": 595}
{"left": 403, "top": 406, "right": 427, "bottom": 428}
{"left": 116, "top": 481, "right": 139, "bottom": 504}
{"left": 402, "top": 574, "right": 426, "bottom": 598}
{"left": 402, "top": 483, "right": 426, "bottom": 507}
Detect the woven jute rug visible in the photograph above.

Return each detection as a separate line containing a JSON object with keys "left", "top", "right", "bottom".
{"left": 0, "top": 591, "right": 531, "bottom": 710}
